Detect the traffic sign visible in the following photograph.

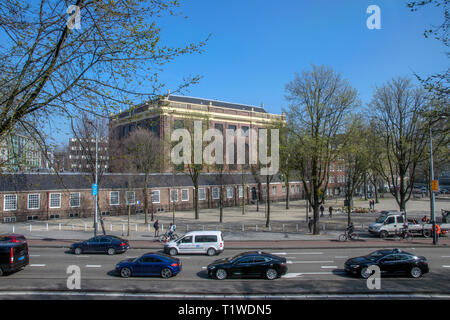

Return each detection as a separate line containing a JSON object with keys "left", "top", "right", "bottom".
{"left": 92, "top": 183, "right": 98, "bottom": 195}
{"left": 432, "top": 180, "right": 438, "bottom": 192}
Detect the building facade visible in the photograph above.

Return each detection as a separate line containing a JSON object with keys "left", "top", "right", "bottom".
{"left": 0, "top": 173, "right": 304, "bottom": 223}
{"left": 68, "top": 137, "right": 109, "bottom": 172}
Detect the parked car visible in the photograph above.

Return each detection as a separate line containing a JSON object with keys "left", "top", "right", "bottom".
{"left": 207, "top": 251, "right": 287, "bottom": 280}
{"left": 164, "top": 231, "right": 224, "bottom": 256}
{"left": 344, "top": 248, "right": 429, "bottom": 279}
{"left": 0, "top": 241, "right": 29, "bottom": 276}
{"left": 0, "top": 234, "right": 27, "bottom": 244}
{"left": 115, "top": 252, "right": 181, "bottom": 278}
{"left": 70, "top": 235, "right": 129, "bottom": 255}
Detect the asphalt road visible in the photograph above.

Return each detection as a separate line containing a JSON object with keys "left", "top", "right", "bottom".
{"left": 1, "top": 246, "right": 450, "bottom": 299}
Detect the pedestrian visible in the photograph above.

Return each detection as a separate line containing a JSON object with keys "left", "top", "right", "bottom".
{"left": 320, "top": 205, "right": 324, "bottom": 217}
{"left": 329, "top": 206, "right": 333, "bottom": 218}
{"left": 153, "top": 219, "right": 159, "bottom": 237}
{"left": 308, "top": 217, "right": 313, "bottom": 233}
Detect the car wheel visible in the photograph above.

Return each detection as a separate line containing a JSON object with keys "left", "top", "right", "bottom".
{"left": 215, "top": 268, "right": 227, "bottom": 280}
{"left": 207, "top": 248, "right": 216, "bottom": 256}
{"left": 120, "top": 267, "right": 131, "bottom": 278}
{"left": 265, "top": 268, "right": 278, "bottom": 280}
{"left": 423, "top": 230, "right": 431, "bottom": 238}
{"left": 107, "top": 248, "right": 116, "bottom": 255}
{"left": 169, "top": 248, "right": 177, "bottom": 256}
{"left": 74, "top": 247, "right": 82, "bottom": 255}
{"left": 161, "top": 268, "right": 173, "bottom": 279}
{"left": 360, "top": 267, "right": 372, "bottom": 279}
{"left": 379, "top": 231, "right": 388, "bottom": 239}
{"left": 410, "top": 267, "right": 423, "bottom": 278}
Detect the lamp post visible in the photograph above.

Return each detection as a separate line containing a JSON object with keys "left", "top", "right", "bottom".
{"left": 429, "top": 125, "right": 437, "bottom": 245}
{"left": 88, "top": 118, "right": 99, "bottom": 237}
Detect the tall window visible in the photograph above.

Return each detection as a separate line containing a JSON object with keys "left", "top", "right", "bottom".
{"left": 70, "top": 193, "right": 81, "bottom": 208}
{"left": 27, "top": 194, "right": 40, "bottom": 210}
{"left": 212, "top": 187, "right": 220, "bottom": 200}
{"left": 282, "top": 186, "right": 286, "bottom": 195}
{"left": 170, "top": 189, "right": 178, "bottom": 202}
{"left": 181, "top": 189, "right": 189, "bottom": 201}
{"left": 239, "top": 186, "right": 244, "bottom": 198}
{"left": 151, "top": 190, "right": 160, "bottom": 203}
{"left": 4, "top": 195, "right": 17, "bottom": 211}
{"left": 226, "top": 187, "right": 233, "bottom": 199}
{"left": 110, "top": 191, "right": 120, "bottom": 206}
{"left": 272, "top": 186, "right": 277, "bottom": 196}
{"left": 126, "top": 191, "right": 135, "bottom": 205}
{"left": 49, "top": 193, "right": 61, "bottom": 208}
{"left": 198, "top": 188, "right": 206, "bottom": 201}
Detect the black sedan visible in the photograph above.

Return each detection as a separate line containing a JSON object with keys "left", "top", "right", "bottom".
{"left": 344, "top": 248, "right": 429, "bottom": 279}
{"left": 207, "top": 251, "right": 287, "bottom": 280}
{"left": 70, "top": 235, "right": 129, "bottom": 255}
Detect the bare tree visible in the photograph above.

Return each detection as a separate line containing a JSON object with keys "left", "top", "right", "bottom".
{"left": 286, "top": 65, "right": 358, "bottom": 234}
{"left": 122, "top": 128, "right": 161, "bottom": 224}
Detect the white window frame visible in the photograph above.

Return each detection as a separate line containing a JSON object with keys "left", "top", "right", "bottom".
{"left": 27, "top": 194, "right": 40, "bottom": 210}
{"left": 282, "top": 186, "right": 286, "bottom": 195}
{"left": 110, "top": 191, "right": 120, "bottom": 206}
{"left": 170, "top": 189, "right": 178, "bottom": 203}
{"left": 49, "top": 193, "right": 61, "bottom": 209}
{"left": 151, "top": 190, "right": 160, "bottom": 204}
{"left": 181, "top": 189, "right": 189, "bottom": 202}
{"left": 272, "top": 186, "right": 277, "bottom": 196}
{"left": 212, "top": 187, "right": 220, "bottom": 200}
{"left": 70, "top": 192, "right": 81, "bottom": 208}
{"left": 238, "top": 186, "right": 244, "bottom": 198}
{"left": 198, "top": 188, "right": 206, "bottom": 201}
{"left": 126, "top": 191, "right": 136, "bottom": 205}
{"left": 4, "top": 194, "right": 17, "bottom": 211}
{"left": 226, "top": 187, "right": 233, "bottom": 199}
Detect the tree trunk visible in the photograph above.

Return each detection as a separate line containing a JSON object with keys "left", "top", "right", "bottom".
{"left": 285, "top": 181, "right": 290, "bottom": 210}
{"left": 143, "top": 174, "right": 148, "bottom": 224}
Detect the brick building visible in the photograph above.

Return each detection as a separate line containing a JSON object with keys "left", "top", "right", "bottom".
{"left": 0, "top": 173, "right": 303, "bottom": 223}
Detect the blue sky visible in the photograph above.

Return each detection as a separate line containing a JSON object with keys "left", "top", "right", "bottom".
{"left": 52, "top": 0, "right": 448, "bottom": 144}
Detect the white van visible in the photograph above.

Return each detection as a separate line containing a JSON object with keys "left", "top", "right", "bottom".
{"left": 368, "top": 211, "right": 406, "bottom": 238}
{"left": 164, "top": 231, "right": 224, "bottom": 256}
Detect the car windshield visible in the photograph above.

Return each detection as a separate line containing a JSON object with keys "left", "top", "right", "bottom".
{"left": 375, "top": 216, "right": 387, "bottom": 223}
{"left": 365, "top": 251, "right": 387, "bottom": 261}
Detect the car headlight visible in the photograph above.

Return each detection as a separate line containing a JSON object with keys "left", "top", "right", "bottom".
{"left": 208, "top": 266, "right": 216, "bottom": 270}
{"left": 351, "top": 265, "right": 360, "bottom": 268}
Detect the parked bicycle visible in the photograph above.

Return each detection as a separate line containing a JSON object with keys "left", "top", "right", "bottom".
{"left": 338, "top": 230, "right": 360, "bottom": 241}
{"left": 159, "top": 232, "right": 179, "bottom": 242}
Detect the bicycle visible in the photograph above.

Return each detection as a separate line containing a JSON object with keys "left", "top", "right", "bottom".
{"left": 396, "top": 227, "right": 413, "bottom": 242}
{"left": 159, "top": 232, "right": 179, "bottom": 242}
{"left": 338, "top": 230, "right": 360, "bottom": 241}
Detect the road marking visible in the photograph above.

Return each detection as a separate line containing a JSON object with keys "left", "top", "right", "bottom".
{"left": 30, "top": 264, "right": 46, "bottom": 267}
{"left": 282, "top": 271, "right": 344, "bottom": 278}
{"left": 442, "top": 256, "right": 450, "bottom": 258}
{"left": 270, "top": 252, "right": 323, "bottom": 255}
{"left": 442, "top": 265, "right": 450, "bottom": 268}
{"left": 287, "top": 261, "right": 334, "bottom": 264}
{"left": 29, "top": 255, "right": 40, "bottom": 257}
{"left": 335, "top": 256, "right": 348, "bottom": 259}
{"left": 321, "top": 266, "right": 338, "bottom": 269}
{"left": 86, "top": 265, "right": 102, "bottom": 268}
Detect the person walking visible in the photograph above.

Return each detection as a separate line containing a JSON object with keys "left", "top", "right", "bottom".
{"left": 308, "top": 217, "right": 313, "bottom": 233}
{"left": 320, "top": 205, "right": 324, "bottom": 217}
{"left": 153, "top": 219, "right": 159, "bottom": 237}
{"left": 329, "top": 206, "right": 333, "bottom": 218}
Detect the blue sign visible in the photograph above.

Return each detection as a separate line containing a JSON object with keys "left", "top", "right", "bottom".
{"left": 92, "top": 184, "right": 98, "bottom": 196}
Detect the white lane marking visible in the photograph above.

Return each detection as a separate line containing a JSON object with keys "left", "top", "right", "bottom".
{"left": 282, "top": 271, "right": 344, "bottom": 278}
{"left": 287, "top": 261, "right": 334, "bottom": 264}
{"left": 76, "top": 256, "right": 90, "bottom": 258}
{"left": 30, "top": 264, "right": 46, "bottom": 267}
{"left": 335, "top": 256, "right": 348, "bottom": 259}
{"left": 442, "top": 256, "right": 450, "bottom": 258}
{"left": 270, "top": 252, "right": 323, "bottom": 255}
{"left": 321, "top": 266, "right": 338, "bottom": 269}
{"left": 85, "top": 265, "right": 102, "bottom": 268}
{"left": 202, "top": 267, "right": 207, "bottom": 269}
{"left": 29, "top": 255, "right": 40, "bottom": 257}
{"left": 442, "top": 265, "right": 450, "bottom": 268}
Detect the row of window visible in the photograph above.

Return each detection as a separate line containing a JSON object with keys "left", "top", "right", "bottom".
{"left": 2, "top": 184, "right": 302, "bottom": 211}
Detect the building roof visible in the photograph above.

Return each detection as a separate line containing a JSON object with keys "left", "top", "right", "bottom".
{"left": 0, "top": 172, "right": 288, "bottom": 192}
{"left": 167, "top": 95, "right": 267, "bottom": 113}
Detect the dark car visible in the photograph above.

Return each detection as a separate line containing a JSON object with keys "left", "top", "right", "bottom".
{"left": 70, "top": 235, "right": 129, "bottom": 255}
{"left": 0, "top": 241, "right": 29, "bottom": 276}
{"left": 115, "top": 252, "right": 181, "bottom": 278}
{"left": 0, "top": 234, "right": 27, "bottom": 244}
{"left": 207, "top": 251, "right": 287, "bottom": 280}
{"left": 344, "top": 248, "right": 429, "bottom": 279}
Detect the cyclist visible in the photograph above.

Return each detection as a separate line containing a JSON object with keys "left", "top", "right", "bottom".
{"left": 167, "top": 223, "right": 176, "bottom": 239}
{"left": 346, "top": 222, "right": 355, "bottom": 237}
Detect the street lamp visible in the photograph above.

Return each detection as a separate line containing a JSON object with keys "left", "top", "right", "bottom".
{"left": 429, "top": 115, "right": 446, "bottom": 245}
{"left": 87, "top": 118, "right": 99, "bottom": 237}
